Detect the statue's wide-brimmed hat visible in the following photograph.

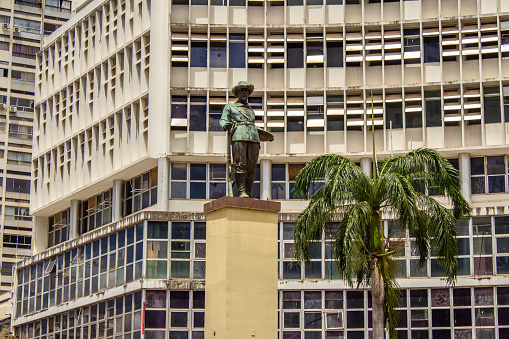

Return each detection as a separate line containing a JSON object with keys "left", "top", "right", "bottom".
{"left": 232, "top": 81, "right": 254, "bottom": 96}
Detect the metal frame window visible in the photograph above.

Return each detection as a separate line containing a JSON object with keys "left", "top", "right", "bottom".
{"left": 471, "top": 156, "right": 507, "bottom": 194}
{"left": 80, "top": 188, "right": 113, "bottom": 235}
{"left": 170, "top": 162, "right": 253, "bottom": 199}
{"left": 123, "top": 168, "right": 158, "bottom": 216}
{"left": 15, "top": 224, "right": 144, "bottom": 318}
{"left": 48, "top": 208, "right": 70, "bottom": 248}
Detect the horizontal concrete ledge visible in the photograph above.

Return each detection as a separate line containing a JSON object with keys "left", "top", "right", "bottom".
{"left": 204, "top": 196, "right": 281, "bottom": 214}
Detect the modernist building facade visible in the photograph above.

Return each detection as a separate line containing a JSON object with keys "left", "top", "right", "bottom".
{"left": 11, "top": 0, "right": 509, "bottom": 338}
{"left": 0, "top": 0, "right": 70, "bottom": 300}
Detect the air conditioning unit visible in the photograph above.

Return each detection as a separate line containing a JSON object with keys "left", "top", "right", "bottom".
{"left": 0, "top": 103, "right": 6, "bottom": 110}
{"left": 2, "top": 23, "right": 8, "bottom": 29}
{"left": 9, "top": 106, "right": 17, "bottom": 112}
{"left": 13, "top": 27, "right": 19, "bottom": 33}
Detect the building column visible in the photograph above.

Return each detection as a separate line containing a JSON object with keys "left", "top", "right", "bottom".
{"left": 260, "top": 159, "right": 271, "bottom": 200}
{"left": 360, "top": 157, "right": 372, "bottom": 178}
{"left": 458, "top": 153, "right": 471, "bottom": 203}
{"left": 112, "top": 179, "right": 124, "bottom": 222}
{"left": 33, "top": 216, "right": 48, "bottom": 255}
{"left": 157, "top": 157, "right": 170, "bottom": 211}
{"left": 69, "top": 199, "right": 80, "bottom": 240}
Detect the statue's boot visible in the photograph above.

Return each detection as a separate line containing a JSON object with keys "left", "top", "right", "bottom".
{"left": 245, "top": 173, "right": 255, "bottom": 198}
{"left": 235, "top": 173, "right": 249, "bottom": 198}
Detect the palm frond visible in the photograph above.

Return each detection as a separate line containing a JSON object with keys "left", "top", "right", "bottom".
{"left": 416, "top": 193, "right": 458, "bottom": 283}
{"left": 380, "top": 148, "right": 471, "bottom": 219}
{"left": 332, "top": 201, "right": 373, "bottom": 286}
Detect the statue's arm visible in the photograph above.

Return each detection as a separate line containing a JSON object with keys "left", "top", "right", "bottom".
{"left": 219, "top": 105, "right": 232, "bottom": 131}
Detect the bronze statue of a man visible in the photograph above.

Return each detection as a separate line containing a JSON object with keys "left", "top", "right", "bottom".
{"left": 220, "top": 81, "right": 263, "bottom": 198}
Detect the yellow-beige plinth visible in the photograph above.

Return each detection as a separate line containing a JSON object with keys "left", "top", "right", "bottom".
{"left": 203, "top": 196, "right": 280, "bottom": 338}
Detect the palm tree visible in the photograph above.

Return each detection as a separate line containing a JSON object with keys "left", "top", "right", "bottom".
{"left": 292, "top": 148, "right": 471, "bottom": 339}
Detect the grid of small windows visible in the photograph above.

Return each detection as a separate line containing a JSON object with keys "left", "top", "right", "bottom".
{"left": 146, "top": 221, "right": 206, "bottom": 280}
{"left": 471, "top": 156, "right": 508, "bottom": 194}
{"left": 16, "top": 224, "right": 144, "bottom": 317}
{"left": 79, "top": 188, "right": 113, "bottom": 234}
{"left": 279, "top": 287, "right": 509, "bottom": 339}
{"left": 15, "top": 290, "right": 143, "bottom": 339}
{"left": 142, "top": 289, "right": 206, "bottom": 339}
{"left": 281, "top": 217, "right": 509, "bottom": 281}
{"left": 48, "top": 208, "right": 70, "bottom": 248}
{"left": 170, "top": 162, "right": 258, "bottom": 199}
{"left": 123, "top": 168, "right": 158, "bottom": 216}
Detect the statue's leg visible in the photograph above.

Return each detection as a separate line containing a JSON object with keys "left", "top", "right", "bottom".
{"left": 232, "top": 141, "right": 248, "bottom": 198}
{"left": 245, "top": 142, "right": 260, "bottom": 197}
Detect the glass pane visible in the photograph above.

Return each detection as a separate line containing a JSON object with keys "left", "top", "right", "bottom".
{"left": 346, "top": 311, "right": 364, "bottom": 329}
{"left": 304, "top": 312, "right": 322, "bottom": 329}
{"left": 470, "top": 157, "right": 485, "bottom": 175}
{"left": 471, "top": 177, "right": 485, "bottom": 194}
{"left": 495, "top": 216, "right": 509, "bottom": 234}
{"left": 497, "top": 238, "right": 509, "bottom": 253}
{"left": 488, "top": 175, "right": 505, "bottom": 193}
{"left": 283, "top": 261, "right": 301, "bottom": 279}
{"left": 171, "top": 261, "right": 190, "bottom": 278}
{"left": 190, "top": 182, "right": 206, "bottom": 199}
{"left": 304, "top": 291, "right": 322, "bottom": 309}
{"left": 172, "top": 222, "right": 191, "bottom": 239}
{"left": 284, "top": 312, "right": 300, "bottom": 328}
{"left": 474, "top": 288, "right": 493, "bottom": 306}
{"left": 146, "top": 261, "right": 167, "bottom": 279}
{"left": 171, "top": 182, "right": 187, "bottom": 199}
{"left": 190, "top": 164, "right": 206, "bottom": 180}
{"left": 473, "top": 238, "right": 492, "bottom": 255}
{"left": 305, "top": 261, "right": 321, "bottom": 279}
{"left": 486, "top": 156, "right": 505, "bottom": 174}
{"left": 453, "top": 288, "right": 471, "bottom": 306}
{"left": 146, "top": 291, "right": 167, "bottom": 308}
{"left": 171, "top": 164, "right": 187, "bottom": 180}
{"left": 145, "top": 311, "right": 166, "bottom": 328}
{"left": 193, "top": 261, "right": 205, "bottom": 279}
{"left": 496, "top": 256, "right": 509, "bottom": 274}
{"left": 457, "top": 238, "right": 470, "bottom": 255}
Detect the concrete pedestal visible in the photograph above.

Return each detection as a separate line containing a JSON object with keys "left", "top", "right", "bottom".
{"left": 204, "top": 196, "right": 280, "bottom": 338}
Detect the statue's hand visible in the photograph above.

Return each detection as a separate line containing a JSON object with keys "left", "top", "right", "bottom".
{"left": 222, "top": 122, "right": 232, "bottom": 131}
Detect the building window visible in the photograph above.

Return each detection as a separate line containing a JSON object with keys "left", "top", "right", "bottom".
{"left": 123, "top": 168, "right": 158, "bottom": 216}
{"left": 471, "top": 156, "right": 507, "bottom": 194}
{"left": 229, "top": 33, "right": 245, "bottom": 68}
{"left": 484, "top": 87, "right": 501, "bottom": 124}
{"left": 9, "top": 123, "right": 33, "bottom": 140}
{"left": 48, "top": 209, "right": 70, "bottom": 248}
{"left": 146, "top": 221, "right": 206, "bottom": 280}
{"left": 386, "top": 102, "right": 403, "bottom": 129}
{"left": 15, "top": 224, "right": 144, "bottom": 318}
{"left": 287, "top": 43, "right": 304, "bottom": 68}
{"left": 13, "top": 17, "right": 41, "bottom": 34}
{"left": 4, "top": 206, "right": 30, "bottom": 221}
{"left": 80, "top": 188, "right": 113, "bottom": 235}
{"left": 5, "top": 178, "right": 30, "bottom": 194}
{"left": 171, "top": 163, "right": 256, "bottom": 199}
{"left": 3, "top": 234, "right": 31, "bottom": 249}
{"left": 424, "top": 37, "right": 440, "bottom": 63}
{"left": 425, "top": 92, "right": 442, "bottom": 127}
{"left": 7, "top": 150, "right": 31, "bottom": 166}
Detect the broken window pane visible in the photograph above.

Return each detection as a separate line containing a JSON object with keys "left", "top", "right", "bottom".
{"left": 431, "top": 289, "right": 449, "bottom": 307}
{"left": 474, "top": 287, "right": 493, "bottom": 306}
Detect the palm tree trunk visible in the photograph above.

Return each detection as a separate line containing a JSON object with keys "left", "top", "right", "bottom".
{"left": 371, "top": 258, "right": 385, "bottom": 339}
